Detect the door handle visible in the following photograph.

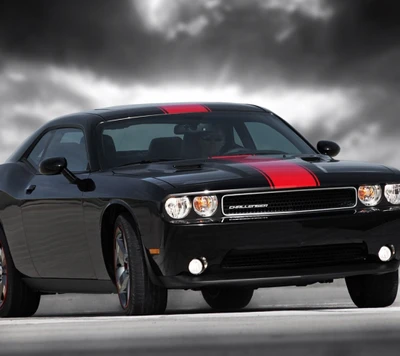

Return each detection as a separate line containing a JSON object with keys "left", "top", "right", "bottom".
{"left": 25, "top": 185, "right": 36, "bottom": 194}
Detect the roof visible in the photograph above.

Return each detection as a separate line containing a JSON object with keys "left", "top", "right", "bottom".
{"left": 80, "top": 102, "right": 268, "bottom": 121}
{"left": 41, "top": 102, "right": 271, "bottom": 129}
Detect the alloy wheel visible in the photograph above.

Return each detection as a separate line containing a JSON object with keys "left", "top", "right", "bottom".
{"left": 114, "top": 227, "right": 130, "bottom": 309}
{"left": 0, "top": 243, "right": 7, "bottom": 309}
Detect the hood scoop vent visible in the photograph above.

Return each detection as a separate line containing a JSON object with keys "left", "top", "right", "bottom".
{"left": 173, "top": 163, "right": 203, "bottom": 172}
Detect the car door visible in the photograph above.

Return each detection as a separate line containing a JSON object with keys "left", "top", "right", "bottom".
{"left": 21, "top": 127, "right": 96, "bottom": 279}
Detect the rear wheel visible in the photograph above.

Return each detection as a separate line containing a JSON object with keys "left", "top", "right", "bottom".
{"left": 202, "top": 287, "right": 254, "bottom": 310}
{"left": 0, "top": 230, "right": 41, "bottom": 318}
{"left": 113, "top": 213, "right": 167, "bottom": 315}
{"left": 345, "top": 271, "right": 398, "bottom": 308}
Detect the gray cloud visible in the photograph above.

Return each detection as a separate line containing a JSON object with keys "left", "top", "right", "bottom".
{"left": 0, "top": 62, "right": 95, "bottom": 161}
{"left": 9, "top": 113, "right": 46, "bottom": 132}
{"left": 1, "top": 65, "right": 90, "bottom": 107}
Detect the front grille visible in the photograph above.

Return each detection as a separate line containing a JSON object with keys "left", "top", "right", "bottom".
{"left": 222, "top": 187, "right": 356, "bottom": 216}
{"left": 221, "top": 243, "right": 367, "bottom": 270}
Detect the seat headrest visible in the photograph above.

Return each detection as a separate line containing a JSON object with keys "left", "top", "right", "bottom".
{"left": 148, "top": 137, "right": 183, "bottom": 161}
{"left": 182, "top": 133, "right": 203, "bottom": 159}
{"left": 102, "top": 135, "right": 117, "bottom": 168}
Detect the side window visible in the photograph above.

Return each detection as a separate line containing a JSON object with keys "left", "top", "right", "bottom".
{"left": 60, "top": 130, "right": 85, "bottom": 144}
{"left": 27, "top": 128, "right": 89, "bottom": 172}
{"left": 233, "top": 128, "right": 244, "bottom": 146}
{"left": 245, "top": 122, "right": 301, "bottom": 154}
{"left": 27, "top": 131, "right": 54, "bottom": 167}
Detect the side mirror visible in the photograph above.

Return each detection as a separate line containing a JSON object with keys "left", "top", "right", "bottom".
{"left": 39, "top": 157, "right": 67, "bottom": 175}
{"left": 317, "top": 140, "right": 340, "bottom": 157}
{"left": 38, "top": 156, "right": 95, "bottom": 191}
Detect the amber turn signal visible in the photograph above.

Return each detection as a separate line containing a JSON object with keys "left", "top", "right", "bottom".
{"left": 193, "top": 195, "right": 218, "bottom": 217}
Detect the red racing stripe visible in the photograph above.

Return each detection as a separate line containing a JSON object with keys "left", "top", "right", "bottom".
{"left": 251, "top": 159, "right": 320, "bottom": 188}
{"left": 159, "top": 104, "right": 211, "bottom": 114}
{"left": 213, "top": 155, "right": 320, "bottom": 189}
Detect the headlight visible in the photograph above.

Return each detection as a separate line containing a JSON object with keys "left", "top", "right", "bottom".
{"left": 165, "top": 196, "right": 192, "bottom": 219}
{"left": 193, "top": 195, "right": 218, "bottom": 217}
{"left": 358, "top": 185, "right": 382, "bottom": 206}
{"left": 384, "top": 184, "right": 400, "bottom": 204}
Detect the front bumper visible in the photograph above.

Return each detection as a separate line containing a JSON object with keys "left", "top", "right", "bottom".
{"left": 150, "top": 209, "right": 400, "bottom": 289}
{"left": 160, "top": 260, "right": 399, "bottom": 289}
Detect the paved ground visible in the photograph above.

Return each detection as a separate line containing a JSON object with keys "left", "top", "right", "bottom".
{"left": 1, "top": 281, "right": 400, "bottom": 355}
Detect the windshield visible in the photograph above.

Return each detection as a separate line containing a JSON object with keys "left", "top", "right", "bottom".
{"left": 97, "top": 112, "right": 316, "bottom": 169}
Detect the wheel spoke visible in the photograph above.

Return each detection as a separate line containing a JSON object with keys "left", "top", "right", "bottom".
{"left": 0, "top": 247, "right": 5, "bottom": 264}
{"left": 114, "top": 227, "right": 130, "bottom": 309}
{"left": 116, "top": 235, "right": 126, "bottom": 255}
{"left": 1, "top": 284, "right": 5, "bottom": 303}
{"left": 0, "top": 244, "right": 6, "bottom": 306}
{"left": 116, "top": 234, "right": 127, "bottom": 264}
{"left": 118, "top": 270, "right": 129, "bottom": 292}
{"left": 115, "top": 241, "right": 125, "bottom": 266}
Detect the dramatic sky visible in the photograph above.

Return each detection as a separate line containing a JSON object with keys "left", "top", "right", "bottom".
{"left": 1, "top": 0, "right": 399, "bottom": 165}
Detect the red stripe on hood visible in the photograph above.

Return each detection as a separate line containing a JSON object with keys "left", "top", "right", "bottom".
{"left": 213, "top": 155, "right": 320, "bottom": 189}
{"left": 159, "top": 104, "right": 211, "bottom": 114}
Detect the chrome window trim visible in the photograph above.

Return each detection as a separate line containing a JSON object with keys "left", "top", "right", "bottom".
{"left": 221, "top": 187, "right": 358, "bottom": 217}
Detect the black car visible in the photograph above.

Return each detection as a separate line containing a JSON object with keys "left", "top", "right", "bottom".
{"left": 0, "top": 102, "right": 399, "bottom": 317}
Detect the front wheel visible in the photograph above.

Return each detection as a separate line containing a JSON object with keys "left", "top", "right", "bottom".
{"left": 0, "top": 231, "right": 41, "bottom": 318}
{"left": 202, "top": 287, "right": 254, "bottom": 310}
{"left": 113, "top": 213, "right": 167, "bottom": 315}
{"left": 345, "top": 270, "right": 398, "bottom": 308}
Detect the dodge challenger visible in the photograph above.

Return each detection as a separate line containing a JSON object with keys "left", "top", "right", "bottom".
{"left": 0, "top": 102, "right": 399, "bottom": 317}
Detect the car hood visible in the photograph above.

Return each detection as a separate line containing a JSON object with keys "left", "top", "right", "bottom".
{"left": 112, "top": 155, "right": 400, "bottom": 191}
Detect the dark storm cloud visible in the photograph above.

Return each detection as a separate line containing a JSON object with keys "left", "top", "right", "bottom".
{"left": 287, "top": 0, "right": 400, "bottom": 151}
{"left": 322, "top": 0, "right": 400, "bottom": 86}
{"left": 1, "top": 0, "right": 399, "bottom": 88}
{"left": 0, "top": 1, "right": 315, "bottom": 85}
{"left": 0, "top": 0, "right": 163, "bottom": 82}
{"left": 1, "top": 0, "right": 400, "bottom": 165}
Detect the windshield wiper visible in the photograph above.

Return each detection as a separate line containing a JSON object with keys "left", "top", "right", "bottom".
{"left": 117, "top": 159, "right": 182, "bottom": 168}
{"left": 251, "top": 150, "right": 289, "bottom": 156}
{"left": 218, "top": 150, "right": 289, "bottom": 157}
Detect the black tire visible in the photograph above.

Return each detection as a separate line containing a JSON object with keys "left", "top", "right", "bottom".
{"left": 202, "top": 287, "right": 254, "bottom": 310}
{"left": 113, "top": 213, "right": 167, "bottom": 315}
{"left": 346, "top": 271, "right": 398, "bottom": 308}
{"left": 0, "top": 229, "right": 41, "bottom": 318}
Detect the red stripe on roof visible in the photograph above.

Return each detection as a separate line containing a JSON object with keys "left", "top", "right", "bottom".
{"left": 159, "top": 104, "right": 210, "bottom": 114}
{"left": 213, "top": 156, "right": 319, "bottom": 189}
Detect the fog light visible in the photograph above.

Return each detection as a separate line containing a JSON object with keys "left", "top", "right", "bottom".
{"left": 378, "top": 246, "right": 394, "bottom": 262}
{"left": 188, "top": 257, "right": 208, "bottom": 275}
